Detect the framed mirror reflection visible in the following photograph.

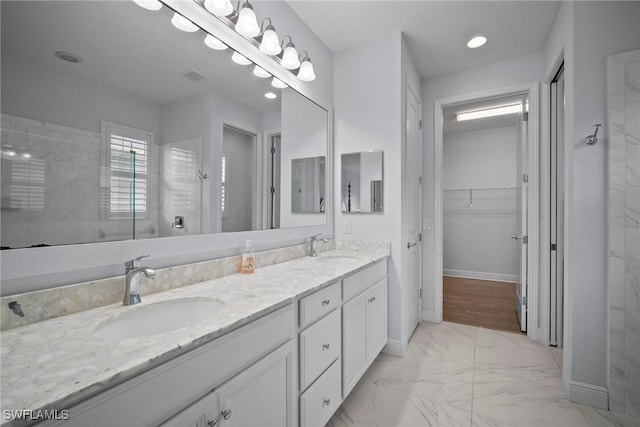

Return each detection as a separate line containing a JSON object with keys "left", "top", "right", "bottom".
{"left": 341, "top": 150, "right": 384, "bottom": 213}
{"left": 0, "top": 0, "right": 329, "bottom": 249}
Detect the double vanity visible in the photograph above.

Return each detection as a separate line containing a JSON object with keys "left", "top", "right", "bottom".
{"left": 1, "top": 244, "right": 389, "bottom": 427}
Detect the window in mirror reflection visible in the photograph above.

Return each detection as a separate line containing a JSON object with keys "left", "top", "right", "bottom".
{"left": 341, "top": 151, "right": 384, "bottom": 213}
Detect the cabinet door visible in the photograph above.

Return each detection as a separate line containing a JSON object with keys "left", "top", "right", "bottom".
{"left": 342, "top": 294, "right": 367, "bottom": 397}
{"left": 215, "top": 341, "right": 295, "bottom": 427}
{"left": 160, "top": 392, "right": 219, "bottom": 427}
{"left": 365, "top": 278, "right": 388, "bottom": 362}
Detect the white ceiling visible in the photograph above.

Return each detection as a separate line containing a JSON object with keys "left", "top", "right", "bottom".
{"left": 1, "top": 1, "right": 282, "bottom": 111}
{"left": 287, "top": 0, "right": 561, "bottom": 78}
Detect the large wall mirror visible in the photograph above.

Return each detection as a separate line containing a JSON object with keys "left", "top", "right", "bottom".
{"left": 0, "top": 0, "right": 329, "bottom": 250}
{"left": 341, "top": 151, "right": 383, "bottom": 213}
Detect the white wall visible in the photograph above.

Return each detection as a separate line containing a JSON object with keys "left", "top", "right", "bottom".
{"left": 334, "top": 31, "right": 404, "bottom": 346}
{"left": 421, "top": 52, "right": 544, "bottom": 316}
{"left": 443, "top": 126, "right": 518, "bottom": 281}
{"left": 0, "top": 0, "right": 334, "bottom": 295}
{"left": 558, "top": 0, "right": 640, "bottom": 407}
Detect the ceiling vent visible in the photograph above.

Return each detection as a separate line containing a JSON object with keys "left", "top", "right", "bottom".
{"left": 181, "top": 69, "right": 207, "bottom": 82}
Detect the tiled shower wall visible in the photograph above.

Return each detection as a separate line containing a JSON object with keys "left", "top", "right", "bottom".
{"left": 1, "top": 114, "right": 158, "bottom": 248}
{"left": 607, "top": 49, "right": 640, "bottom": 416}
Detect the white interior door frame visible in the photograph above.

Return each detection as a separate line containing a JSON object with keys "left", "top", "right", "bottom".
{"left": 434, "top": 82, "right": 540, "bottom": 341}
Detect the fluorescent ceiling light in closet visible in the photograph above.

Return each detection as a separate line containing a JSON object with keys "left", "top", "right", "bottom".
{"left": 456, "top": 103, "right": 522, "bottom": 121}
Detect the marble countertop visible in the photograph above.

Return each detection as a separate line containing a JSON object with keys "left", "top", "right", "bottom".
{"left": 0, "top": 249, "right": 388, "bottom": 416}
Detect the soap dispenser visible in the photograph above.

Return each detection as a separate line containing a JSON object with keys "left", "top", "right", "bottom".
{"left": 241, "top": 240, "right": 255, "bottom": 274}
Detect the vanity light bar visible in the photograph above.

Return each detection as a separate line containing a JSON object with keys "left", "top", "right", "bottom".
{"left": 456, "top": 103, "right": 522, "bottom": 121}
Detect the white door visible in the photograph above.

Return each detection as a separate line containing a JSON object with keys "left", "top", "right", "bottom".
{"left": 550, "top": 66, "right": 565, "bottom": 346}
{"left": 405, "top": 85, "right": 422, "bottom": 337}
{"left": 515, "top": 101, "right": 529, "bottom": 332}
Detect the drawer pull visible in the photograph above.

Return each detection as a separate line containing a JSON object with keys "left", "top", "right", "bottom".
{"left": 322, "top": 299, "right": 331, "bottom": 306}
{"left": 207, "top": 419, "right": 219, "bottom": 427}
{"left": 368, "top": 297, "right": 376, "bottom": 303}
{"left": 323, "top": 398, "right": 331, "bottom": 407}
{"left": 322, "top": 343, "right": 330, "bottom": 351}
{"left": 221, "top": 409, "right": 232, "bottom": 420}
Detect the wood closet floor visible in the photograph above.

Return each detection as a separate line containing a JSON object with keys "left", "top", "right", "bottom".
{"left": 443, "top": 276, "right": 523, "bottom": 334}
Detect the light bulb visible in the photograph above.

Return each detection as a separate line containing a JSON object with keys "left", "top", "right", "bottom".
{"left": 203, "top": 0, "right": 233, "bottom": 17}
{"left": 21, "top": 152, "right": 31, "bottom": 159}
{"left": 231, "top": 51, "right": 251, "bottom": 65}
{"left": 260, "top": 27, "right": 281, "bottom": 56}
{"left": 265, "top": 92, "right": 277, "bottom": 99}
{"left": 297, "top": 57, "right": 316, "bottom": 82}
{"left": 132, "top": 0, "right": 162, "bottom": 11}
{"left": 253, "top": 66, "right": 270, "bottom": 78}
{"left": 171, "top": 13, "right": 198, "bottom": 32}
{"left": 204, "top": 34, "right": 227, "bottom": 50}
{"left": 3, "top": 149, "right": 16, "bottom": 157}
{"left": 281, "top": 44, "right": 300, "bottom": 70}
{"left": 271, "top": 78, "right": 288, "bottom": 89}
{"left": 235, "top": 2, "right": 260, "bottom": 38}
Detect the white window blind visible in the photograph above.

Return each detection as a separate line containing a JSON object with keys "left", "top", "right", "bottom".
{"left": 6, "top": 158, "right": 45, "bottom": 211}
{"left": 104, "top": 125, "right": 151, "bottom": 219}
{"left": 169, "top": 147, "right": 197, "bottom": 212}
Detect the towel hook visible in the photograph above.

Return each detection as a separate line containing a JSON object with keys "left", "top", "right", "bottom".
{"left": 584, "top": 124, "right": 601, "bottom": 145}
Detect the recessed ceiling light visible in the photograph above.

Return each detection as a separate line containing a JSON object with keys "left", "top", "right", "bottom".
{"left": 231, "top": 51, "right": 251, "bottom": 65}
{"left": 55, "top": 51, "right": 83, "bottom": 64}
{"left": 467, "top": 35, "right": 487, "bottom": 49}
{"left": 265, "top": 92, "right": 277, "bottom": 99}
{"left": 457, "top": 103, "right": 522, "bottom": 121}
{"left": 21, "top": 152, "right": 32, "bottom": 159}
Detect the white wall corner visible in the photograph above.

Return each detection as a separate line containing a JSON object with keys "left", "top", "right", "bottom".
{"left": 382, "top": 338, "right": 407, "bottom": 357}
{"left": 422, "top": 309, "right": 440, "bottom": 323}
{"left": 563, "top": 370, "right": 609, "bottom": 410}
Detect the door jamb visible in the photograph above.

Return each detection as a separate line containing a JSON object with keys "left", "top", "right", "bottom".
{"left": 434, "top": 82, "right": 540, "bottom": 341}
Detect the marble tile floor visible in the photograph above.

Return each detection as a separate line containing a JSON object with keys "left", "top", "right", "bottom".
{"left": 328, "top": 321, "right": 640, "bottom": 427}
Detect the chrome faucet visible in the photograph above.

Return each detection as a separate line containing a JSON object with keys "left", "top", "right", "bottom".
{"left": 309, "top": 233, "right": 328, "bottom": 257}
{"left": 124, "top": 255, "right": 156, "bottom": 306}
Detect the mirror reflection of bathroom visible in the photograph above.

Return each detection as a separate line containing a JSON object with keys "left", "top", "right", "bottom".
{"left": 291, "top": 156, "right": 325, "bottom": 213}
{"left": 341, "top": 150, "right": 384, "bottom": 213}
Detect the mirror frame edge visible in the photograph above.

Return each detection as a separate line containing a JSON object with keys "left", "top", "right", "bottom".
{"left": 0, "top": 0, "right": 334, "bottom": 296}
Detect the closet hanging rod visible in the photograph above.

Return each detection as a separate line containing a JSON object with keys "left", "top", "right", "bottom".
{"left": 443, "top": 186, "right": 517, "bottom": 192}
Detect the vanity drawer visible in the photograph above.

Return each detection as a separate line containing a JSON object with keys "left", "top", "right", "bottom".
{"left": 342, "top": 260, "right": 387, "bottom": 302}
{"left": 300, "top": 359, "right": 341, "bottom": 427}
{"left": 299, "top": 309, "right": 341, "bottom": 391}
{"left": 299, "top": 281, "right": 341, "bottom": 328}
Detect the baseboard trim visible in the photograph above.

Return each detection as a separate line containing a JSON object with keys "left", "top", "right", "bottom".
{"left": 563, "top": 370, "right": 608, "bottom": 409}
{"left": 444, "top": 269, "right": 517, "bottom": 283}
{"left": 382, "top": 339, "right": 406, "bottom": 357}
{"left": 422, "top": 309, "right": 440, "bottom": 323}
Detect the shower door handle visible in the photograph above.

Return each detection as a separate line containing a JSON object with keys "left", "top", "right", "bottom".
{"left": 407, "top": 241, "right": 418, "bottom": 249}
{"left": 511, "top": 234, "right": 522, "bottom": 240}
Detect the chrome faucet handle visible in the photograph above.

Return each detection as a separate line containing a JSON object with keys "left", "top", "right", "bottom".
{"left": 125, "top": 254, "right": 150, "bottom": 270}
{"left": 310, "top": 232, "right": 322, "bottom": 241}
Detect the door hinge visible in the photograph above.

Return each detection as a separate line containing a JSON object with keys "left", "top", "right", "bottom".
{"left": 270, "top": 187, "right": 275, "bottom": 194}
{"left": 522, "top": 174, "right": 529, "bottom": 183}
{"left": 523, "top": 112, "right": 529, "bottom": 122}
{"left": 419, "top": 232, "right": 422, "bottom": 242}
{"left": 419, "top": 176, "right": 422, "bottom": 186}
{"left": 419, "top": 120, "right": 422, "bottom": 130}
{"left": 522, "top": 235, "right": 528, "bottom": 245}
{"left": 270, "top": 146, "right": 276, "bottom": 154}
{"left": 551, "top": 243, "right": 557, "bottom": 251}
{"left": 523, "top": 295, "right": 527, "bottom": 306}
{"left": 419, "top": 289, "right": 422, "bottom": 298}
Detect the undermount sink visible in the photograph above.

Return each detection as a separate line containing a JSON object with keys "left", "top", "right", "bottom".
{"left": 93, "top": 298, "right": 225, "bottom": 341}
{"left": 313, "top": 255, "right": 360, "bottom": 264}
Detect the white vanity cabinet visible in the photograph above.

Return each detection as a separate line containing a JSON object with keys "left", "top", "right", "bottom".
{"left": 342, "top": 262, "right": 388, "bottom": 397}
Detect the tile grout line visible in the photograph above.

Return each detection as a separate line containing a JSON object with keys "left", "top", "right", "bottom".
{"left": 470, "top": 338, "right": 477, "bottom": 426}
